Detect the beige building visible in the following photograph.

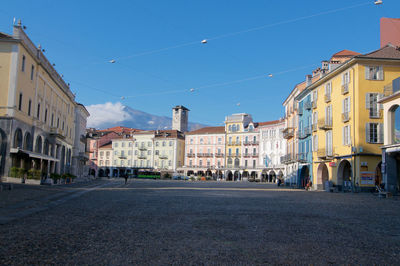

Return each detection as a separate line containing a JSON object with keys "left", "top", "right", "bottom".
{"left": 0, "top": 22, "right": 87, "bottom": 180}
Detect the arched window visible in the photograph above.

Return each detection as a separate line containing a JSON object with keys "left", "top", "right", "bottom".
{"left": 232, "top": 125, "right": 236, "bottom": 132}
{"left": 23, "top": 132, "right": 32, "bottom": 151}
{"left": 35, "top": 136, "right": 42, "bottom": 153}
{"left": 13, "top": 129, "right": 23, "bottom": 148}
{"left": 228, "top": 125, "right": 232, "bottom": 132}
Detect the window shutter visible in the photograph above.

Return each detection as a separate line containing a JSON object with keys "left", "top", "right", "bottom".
{"left": 378, "top": 123, "right": 384, "bottom": 143}
{"left": 378, "top": 66, "right": 383, "bottom": 80}
{"left": 341, "top": 73, "right": 344, "bottom": 85}
{"left": 365, "top": 93, "right": 371, "bottom": 109}
{"left": 347, "top": 97, "right": 351, "bottom": 113}
{"left": 342, "top": 99, "right": 345, "bottom": 113}
{"left": 365, "top": 66, "right": 370, "bottom": 80}
{"left": 366, "top": 123, "right": 370, "bottom": 143}
{"left": 348, "top": 71, "right": 351, "bottom": 83}
{"left": 342, "top": 126, "right": 345, "bottom": 145}
{"left": 378, "top": 93, "right": 384, "bottom": 110}
{"left": 348, "top": 125, "right": 351, "bottom": 145}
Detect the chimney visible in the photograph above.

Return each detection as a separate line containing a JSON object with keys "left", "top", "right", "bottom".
{"left": 305, "top": 75, "right": 312, "bottom": 86}
{"left": 321, "top": 60, "right": 329, "bottom": 71}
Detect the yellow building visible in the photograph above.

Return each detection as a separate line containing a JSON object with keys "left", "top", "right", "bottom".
{"left": 0, "top": 22, "right": 81, "bottom": 179}
{"left": 309, "top": 45, "right": 400, "bottom": 191}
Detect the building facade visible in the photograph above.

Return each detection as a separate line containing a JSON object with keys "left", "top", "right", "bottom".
{"left": 71, "top": 104, "right": 90, "bottom": 179}
{"left": 0, "top": 22, "right": 87, "bottom": 180}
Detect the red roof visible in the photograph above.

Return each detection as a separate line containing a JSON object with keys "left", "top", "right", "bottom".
{"left": 332, "top": 50, "right": 361, "bottom": 57}
{"left": 98, "top": 126, "right": 141, "bottom": 133}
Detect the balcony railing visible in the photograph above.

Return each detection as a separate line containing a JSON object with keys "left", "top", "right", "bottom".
{"left": 187, "top": 153, "right": 195, "bottom": 157}
{"left": 318, "top": 119, "right": 332, "bottom": 130}
{"left": 159, "top": 154, "right": 168, "bottom": 159}
{"left": 227, "top": 153, "right": 240, "bottom": 157}
{"left": 324, "top": 94, "right": 331, "bottom": 103}
{"left": 197, "top": 153, "right": 214, "bottom": 157}
{"left": 227, "top": 141, "right": 241, "bottom": 146}
{"left": 138, "top": 155, "right": 147, "bottom": 159}
{"left": 342, "top": 112, "right": 349, "bottom": 122}
{"left": 283, "top": 128, "right": 294, "bottom": 139}
{"left": 139, "top": 146, "right": 147, "bottom": 151}
{"left": 304, "top": 101, "right": 312, "bottom": 110}
{"left": 280, "top": 154, "right": 293, "bottom": 164}
{"left": 312, "top": 100, "right": 317, "bottom": 109}
{"left": 312, "top": 123, "right": 317, "bottom": 132}
{"left": 50, "top": 127, "right": 65, "bottom": 138}
{"left": 215, "top": 153, "right": 224, "bottom": 157}
{"left": 317, "top": 148, "right": 334, "bottom": 159}
{"left": 243, "top": 141, "right": 259, "bottom": 145}
{"left": 296, "top": 153, "right": 307, "bottom": 163}
{"left": 341, "top": 84, "right": 349, "bottom": 94}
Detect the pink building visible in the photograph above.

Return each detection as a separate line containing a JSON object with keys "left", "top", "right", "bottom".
{"left": 182, "top": 126, "right": 225, "bottom": 179}
{"left": 381, "top": 17, "right": 400, "bottom": 48}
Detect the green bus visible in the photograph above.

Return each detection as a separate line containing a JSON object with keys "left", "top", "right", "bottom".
{"left": 137, "top": 171, "right": 161, "bottom": 179}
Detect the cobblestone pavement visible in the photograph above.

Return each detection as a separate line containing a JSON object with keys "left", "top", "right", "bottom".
{"left": 0, "top": 179, "right": 399, "bottom": 265}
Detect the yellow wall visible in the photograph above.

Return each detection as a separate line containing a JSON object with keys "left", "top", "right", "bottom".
{"left": 0, "top": 43, "right": 12, "bottom": 116}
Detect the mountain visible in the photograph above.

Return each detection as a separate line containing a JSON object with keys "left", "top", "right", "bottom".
{"left": 86, "top": 102, "right": 207, "bottom": 131}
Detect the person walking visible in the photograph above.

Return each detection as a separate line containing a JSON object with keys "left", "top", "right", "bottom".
{"left": 124, "top": 173, "right": 128, "bottom": 185}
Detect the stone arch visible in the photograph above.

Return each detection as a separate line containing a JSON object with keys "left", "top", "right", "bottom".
{"left": 226, "top": 170, "right": 233, "bottom": 181}
{"left": 234, "top": 171, "right": 241, "bottom": 181}
{"left": 317, "top": 163, "right": 329, "bottom": 190}
{"left": 23, "top": 132, "right": 32, "bottom": 151}
{"left": 35, "top": 135, "right": 43, "bottom": 153}
{"left": 337, "top": 159, "right": 352, "bottom": 189}
{"left": 269, "top": 170, "right": 276, "bottom": 183}
{"left": 13, "top": 128, "right": 23, "bottom": 148}
{"left": 299, "top": 165, "right": 310, "bottom": 188}
{"left": 0, "top": 128, "right": 7, "bottom": 176}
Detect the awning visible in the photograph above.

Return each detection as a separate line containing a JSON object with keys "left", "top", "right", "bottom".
{"left": 385, "top": 146, "right": 400, "bottom": 153}
{"left": 10, "top": 148, "right": 60, "bottom": 162}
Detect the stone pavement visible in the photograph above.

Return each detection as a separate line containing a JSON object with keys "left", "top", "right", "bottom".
{"left": 0, "top": 179, "right": 399, "bottom": 264}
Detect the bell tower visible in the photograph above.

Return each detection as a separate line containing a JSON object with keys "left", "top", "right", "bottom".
{"left": 172, "top": 105, "right": 189, "bottom": 132}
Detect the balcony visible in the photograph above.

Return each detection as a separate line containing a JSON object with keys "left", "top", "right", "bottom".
{"left": 187, "top": 153, "right": 195, "bottom": 158}
{"left": 304, "top": 101, "right": 312, "bottom": 110}
{"left": 342, "top": 112, "right": 349, "bottom": 123}
{"left": 312, "top": 100, "right": 317, "bottom": 109}
{"left": 227, "top": 153, "right": 239, "bottom": 157}
{"left": 118, "top": 154, "right": 127, "bottom": 159}
{"left": 304, "top": 126, "right": 311, "bottom": 136}
{"left": 296, "top": 153, "right": 307, "bottom": 163}
{"left": 324, "top": 94, "right": 331, "bottom": 103}
{"left": 243, "top": 141, "right": 259, "bottom": 146}
{"left": 318, "top": 119, "right": 332, "bottom": 130}
{"left": 280, "top": 154, "right": 293, "bottom": 164}
{"left": 138, "top": 146, "right": 147, "bottom": 151}
{"left": 138, "top": 155, "right": 147, "bottom": 159}
{"left": 215, "top": 153, "right": 224, "bottom": 157}
{"left": 251, "top": 153, "right": 259, "bottom": 157}
{"left": 197, "top": 153, "right": 213, "bottom": 157}
{"left": 283, "top": 128, "right": 294, "bottom": 139}
{"left": 49, "top": 127, "right": 65, "bottom": 139}
{"left": 341, "top": 84, "right": 349, "bottom": 94}
{"left": 312, "top": 123, "right": 317, "bottom": 132}
{"left": 159, "top": 154, "right": 168, "bottom": 159}
{"left": 227, "top": 141, "right": 241, "bottom": 146}
{"left": 317, "top": 148, "right": 334, "bottom": 159}
{"left": 243, "top": 153, "right": 251, "bottom": 158}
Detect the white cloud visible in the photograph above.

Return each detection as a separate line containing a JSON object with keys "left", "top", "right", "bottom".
{"left": 86, "top": 102, "right": 132, "bottom": 128}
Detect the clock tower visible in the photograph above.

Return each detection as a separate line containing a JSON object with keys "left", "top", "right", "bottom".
{"left": 172, "top": 105, "right": 189, "bottom": 132}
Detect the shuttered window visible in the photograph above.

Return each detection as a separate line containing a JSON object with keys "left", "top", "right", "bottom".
{"left": 366, "top": 93, "right": 384, "bottom": 118}
{"left": 366, "top": 123, "right": 383, "bottom": 143}
{"left": 365, "top": 66, "right": 383, "bottom": 80}
{"left": 342, "top": 125, "right": 351, "bottom": 146}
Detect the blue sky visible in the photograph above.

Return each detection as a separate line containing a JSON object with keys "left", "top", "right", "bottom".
{"left": 0, "top": 0, "right": 398, "bottom": 127}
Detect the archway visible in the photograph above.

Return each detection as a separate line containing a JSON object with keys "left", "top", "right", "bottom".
{"left": 187, "top": 170, "right": 194, "bottom": 177}
{"left": 269, "top": 171, "right": 276, "bottom": 183}
{"left": 105, "top": 168, "right": 110, "bottom": 177}
{"left": 234, "top": 171, "right": 241, "bottom": 181}
{"left": 197, "top": 170, "right": 204, "bottom": 177}
{"left": 317, "top": 163, "right": 329, "bottom": 190}
{"left": 226, "top": 170, "right": 233, "bottom": 181}
{"left": 337, "top": 160, "right": 352, "bottom": 190}
{"left": 113, "top": 169, "right": 118, "bottom": 177}
{"left": 35, "top": 135, "right": 42, "bottom": 153}
{"left": 250, "top": 171, "right": 257, "bottom": 181}
{"left": 89, "top": 169, "right": 96, "bottom": 176}
{"left": 99, "top": 169, "right": 105, "bottom": 177}
{"left": 242, "top": 170, "right": 249, "bottom": 180}
{"left": 216, "top": 170, "right": 223, "bottom": 180}
{"left": 299, "top": 165, "right": 310, "bottom": 188}
{"left": 375, "top": 162, "right": 382, "bottom": 187}
{"left": 0, "top": 128, "right": 7, "bottom": 176}
{"left": 205, "top": 169, "right": 212, "bottom": 177}
{"left": 13, "top": 128, "right": 23, "bottom": 148}
{"left": 23, "top": 132, "right": 32, "bottom": 151}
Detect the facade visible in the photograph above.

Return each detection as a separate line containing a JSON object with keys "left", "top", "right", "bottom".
{"left": 309, "top": 45, "right": 400, "bottom": 191}
{"left": 181, "top": 126, "right": 226, "bottom": 179}
{"left": 380, "top": 77, "right": 400, "bottom": 194}
{"left": 71, "top": 104, "right": 90, "bottom": 179}
{"left": 258, "top": 120, "right": 286, "bottom": 182}
{"left": 0, "top": 22, "right": 86, "bottom": 179}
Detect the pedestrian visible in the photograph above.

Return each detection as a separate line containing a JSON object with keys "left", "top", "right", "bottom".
{"left": 277, "top": 178, "right": 281, "bottom": 187}
{"left": 124, "top": 173, "right": 128, "bottom": 185}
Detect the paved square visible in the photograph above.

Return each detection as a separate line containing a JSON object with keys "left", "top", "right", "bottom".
{"left": 0, "top": 179, "right": 399, "bottom": 264}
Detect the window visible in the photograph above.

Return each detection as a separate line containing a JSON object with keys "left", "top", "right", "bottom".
{"left": 18, "top": 93, "right": 22, "bottom": 111}
{"left": 114, "top": 143, "right": 118, "bottom": 147}
{"left": 199, "top": 160, "right": 202, "bottom": 167}
{"left": 235, "top": 148, "right": 239, "bottom": 155}
{"left": 190, "top": 138, "right": 193, "bottom": 144}
{"left": 168, "top": 160, "right": 172, "bottom": 167}
{"left": 325, "top": 82, "right": 332, "bottom": 101}
{"left": 228, "top": 148, "right": 232, "bottom": 155}
{"left": 57, "top": 118, "right": 59, "bottom": 128}
{"left": 200, "top": 138, "right": 203, "bottom": 144}
{"left": 342, "top": 72, "right": 350, "bottom": 85}
{"left": 148, "top": 141, "right": 152, "bottom": 147}
{"left": 51, "top": 113, "right": 54, "bottom": 127}
{"left": 253, "top": 148, "right": 256, "bottom": 155}
{"left": 121, "top": 150, "right": 125, "bottom": 156}
{"left": 155, "top": 150, "right": 159, "bottom": 155}
{"left": 100, "top": 151, "right": 104, "bottom": 157}
{"left": 366, "top": 93, "right": 383, "bottom": 118}
{"left": 217, "top": 160, "right": 221, "bottom": 168}
{"left": 366, "top": 123, "right": 383, "bottom": 143}
{"left": 44, "top": 109, "right": 47, "bottom": 123}
{"left": 106, "top": 151, "right": 110, "bottom": 157}
{"left": 121, "top": 142, "right": 125, "bottom": 147}
{"left": 365, "top": 66, "right": 383, "bottom": 80}
{"left": 28, "top": 100, "right": 31, "bottom": 116}
{"left": 21, "top": 55, "right": 25, "bottom": 72}
{"left": 155, "top": 142, "right": 158, "bottom": 147}
{"left": 37, "top": 103, "right": 40, "bottom": 119}
{"left": 162, "top": 141, "right": 166, "bottom": 147}
{"left": 245, "top": 136, "right": 248, "bottom": 144}
{"left": 189, "top": 160, "right": 192, "bottom": 167}
{"left": 62, "top": 121, "right": 64, "bottom": 130}
{"left": 325, "top": 105, "right": 332, "bottom": 126}
{"left": 228, "top": 125, "right": 232, "bottom": 132}
{"left": 253, "top": 160, "right": 256, "bottom": 168}
{"left": 245, "top": 160, "right": 248, "bottom": 167}
{"left": 343, "top": 125, "right": 351, "bottom": 146}
{"left": 218, "top": 137, "right": 222, "bottom": 144}
{"left": 30, "top": 65, "right": 34, "bottom": 80}
{"left": 169, "top": 141, "right": 173, "bottom": 146}
{"left": 134, "top": 150, "right": 138, "bottom": 155}
{"left": 326, "top": 130, "right": 333, "bottom": 156}
{"left": 228, "top": 137, "right": 232, "bottom": 144}
{"left": 147, "top": 150, "right": 151, "bottom": 155}
{"left": 114, "top": 151, "right": 118, "bottom": 155}
{"left": 253, "top": 136, "right": 257, "bottom": 143}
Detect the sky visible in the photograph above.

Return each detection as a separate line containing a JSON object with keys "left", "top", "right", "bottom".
{"left": 0, "top": 0, "right": 399, "bottom": 127}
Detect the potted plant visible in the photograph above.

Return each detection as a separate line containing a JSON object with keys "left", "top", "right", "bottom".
{"left": 50, "top": 173, "right": 60, "bottom": 184}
